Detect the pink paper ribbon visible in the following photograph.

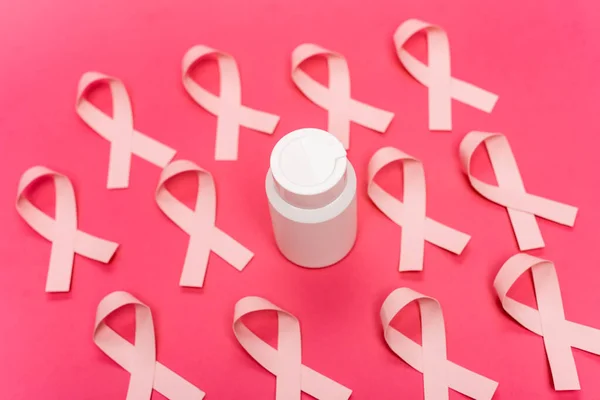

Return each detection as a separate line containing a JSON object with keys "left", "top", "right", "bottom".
{"left": 459, "top": 131, "right": 578, "bottom": 250}
{"left": 393, "top": 19, "right": 498, "bottom": 131}
{"left": 291, "top": 43, "right": 394, "bottom": 149}
{"left": 182, "top": 45, "right": 280, "bottom": 160}
{"left": 76, "top": 72, "right": 177, "bottom": 189}
{"left": 367, "top": 146, "right": 470, "bottom": 271}
{"left": 381, "top": 288, "right": 498, "bottom": 399}
{"left": 16, "top": 166, "right": 119, "bottom": 292}
{"left": 94, "top": 291, "right": 205, "bottom": 399}
{"left": 494, "top": 253, "right": 600, "bottom": 391}
{"left": 233, "top": 296, "right": 352, "bottom": 400}
{"left": 155, "top": 160, "right": 253, "bottom": 287}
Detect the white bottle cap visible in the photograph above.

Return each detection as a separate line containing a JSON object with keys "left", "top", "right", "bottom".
{"left": 270, "top": 128, "right": 347, "bottom": 209}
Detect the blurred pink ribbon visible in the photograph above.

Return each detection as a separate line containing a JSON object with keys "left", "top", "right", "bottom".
{"left": 155, "top": 160, "right": 253, "bottom": 287}
{"left": 233, "top": 296, "right": 352, "bottom": 400}
{"left": 393, "top": 19, "right": 498, "bottom": 131}
{"left": 76, "top": 72, "right": 176, "bottom": 189}
{"left": 182, "top": 45, "right": 280, "bottom": 160}
{"left": 381, "top": 288, "right": 498, "bottom": 399}
{"left": 94, "top": 291, "right": 205, "bottom": 399}
{"left": 495, "top": 253, "right": 600, "bottom": 391}
{"left": 367, "top": 147, "right": 470, "bottom": 271}
{"left": 16, "top": 166, "right": 118, "bottom": 292}
{"left": 460, "top": 131, "right": 578, "bottom": 250}
{"left": 291, "top": 43, "right": 394, "bottom": 149}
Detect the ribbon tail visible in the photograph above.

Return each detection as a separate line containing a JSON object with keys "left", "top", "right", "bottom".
{"left": 428, "top": 81, "right": 452, "bottom": 131}
{"left": 131, "top": 129, "right": 177, "bottom": 167}
{"left": 533, "top": 263, "right": 580, "bottom": 391}
{"left": 399, "top": 224, "right": 425, "bottom": 272}
{"left": 211, "top": 227, "right": 253, "bottom": 271}
{"left": 518, "top": 194, "right": 578, "bottom": 227}
{"left": 450, "top": 77, "right": 498, "bottom": 113}
{"left": 567, "top": 320, "right": 600, "bottom": 356}
{"left": 46, "top": 242, "right": 75, "bottom": 292}
{"left": 239, "top": 106, "right": 280, "bottom": 133}
{"left": 300, "top": 365, "right": 352, "bottom": 400}
{"left": 179, "top": 232, "right": 211, "bottom": 288}
{"left": 424, "top": 218, "right": 470, "bottom": 254}
{"left": 446, "top": 361, "right": 498, "bottom": 400}
{"left": 507, "top": 207, "right": 545, "bottom": 251}
{"left": 214, "top": 108, "right": 240, "bottom": 160}
{"left": 74, "top": 232, "right": 119, "bottom": 263}
{"left": 275, "top": 313, "right": 302, "bottom": 400}
{"left": 348, "top": 99, "right": 394, "bottom": 133}
{"left": 544, "top": 338, "right": 581, "bottom": 390}
{"left": 327, "top": 107, "right": 351, "bottom": 149}
{"left": 551, "top": 322, "right": 597, "bottom": 391}
{"left": 153, "top": 361, "right": 206, "bottom": 400}
{"left": 106, "top": 136, "right": 132, "bottom": 189}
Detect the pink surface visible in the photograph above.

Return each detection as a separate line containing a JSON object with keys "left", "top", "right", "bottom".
{"left": 1, "top": 0, "right": 600, "bottom": 398}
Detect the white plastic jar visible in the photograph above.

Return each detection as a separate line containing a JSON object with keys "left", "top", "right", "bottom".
{"left": 265, "top": 128, "right": 358, "bottom": 268}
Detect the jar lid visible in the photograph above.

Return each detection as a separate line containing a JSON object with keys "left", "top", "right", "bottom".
{"left": 270, "top": 128, "right": 347, "bottom": 208}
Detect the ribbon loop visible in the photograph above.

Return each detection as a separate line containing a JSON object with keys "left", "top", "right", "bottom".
{"left": 94, "top": 291, "right": 205, "bottom": 399}
{"left": 393, "top": 19, "right": 498, "bottom": 131}
{"left": 182, "top": 45, "right": 280, "bottom": 160}
{"left": 76, "top": 72, "right": 176, "bottom": 188}
{"left": 459, "top": 131, "right": 578, "bottom": 250}
{"left": 381, "top": 288, "right": 498, "bottom": 399}
{"left": 16, "top": 166, "right": 118, "bottom": 292}
{"left": 291, "top": 43, "right": 394, "bottom": 149}
{"left": 367, "top": 146, "right": 470, "bottom": 271}
{"left": 233, "top": 296, "right": 352, "bottom": 400}
{"left": 155, "top": 160, "right": 253, "bottom": 287}
{"left": 494, "top": 253, "right": 600, "bottom": 391}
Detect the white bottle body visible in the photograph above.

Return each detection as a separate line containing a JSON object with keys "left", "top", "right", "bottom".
{"left": 265, "top": 128, "right": 358, "bottom": 268}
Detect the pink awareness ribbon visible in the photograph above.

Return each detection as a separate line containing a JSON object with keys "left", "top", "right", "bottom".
{"left": 381, "top": 288, "right": 498, "bottom": 399}
{"left": 494, "top": 253, "right": 600, "bottom": 391}
{"left": 182, "top": 45, "right": 280, "bottom": 161}
{"left": 367, "top": 146, "right": 470, "bottom": 271}
{"left": 94, "top": 291, "right": 205, "bottom": 399}
{"left": 155, "top": 160, "right": 253, "bottom": 287}
{"left": 291, "top": 43, "right": 395, "bottom": 149}
{"left": 16, "top": 166, "right": 119, "bottom": 292}
{"left": 393, "top": 19, "right": 498, "bottom": 131}
{"left": 233, "top": 296, "right": 352, "bottom": 400}
{"left": 459, "top": 131, "right": 578, "bottom": 250}
{"left": 76, "top": 72, "right": 177, "bottom": 189}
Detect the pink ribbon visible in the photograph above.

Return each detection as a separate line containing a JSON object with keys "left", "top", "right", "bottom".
{"left": 16, "top": 166, "right": 119, "bottom": 292}
{"left": 393, "top": 19, "right": 498, "bottom": 131}
{"left": 291, "top": 43, "right": 394, "bottom": 149}
{"left": 381, "top": 288, "right": 498, "bottom": 399}
{"left": 155, "top": 160, "right": 253, "bottom": 287}
{"left": 233, "top": 296, "right": 352, "bottom": 400}
{"left": 76, "top": 72, "right": 177, "bottom": 189}
{"left": 94, "top": 291, "right": 205, "bottom": 399}
{"left": 367, "top": 146, "right": 470, "bottom": 271}
{"left": 459, "top": 131, "right": 578, "bottom": 250}
{"left": 495, "top": 253, "right": 600, "bottom": 391}
{"left": 182, "top": 45, "right": 280, "bottom": 161}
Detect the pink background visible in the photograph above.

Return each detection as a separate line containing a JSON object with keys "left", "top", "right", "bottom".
{"left": 1, "top": 0, "right": 600, "bottom": 398}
